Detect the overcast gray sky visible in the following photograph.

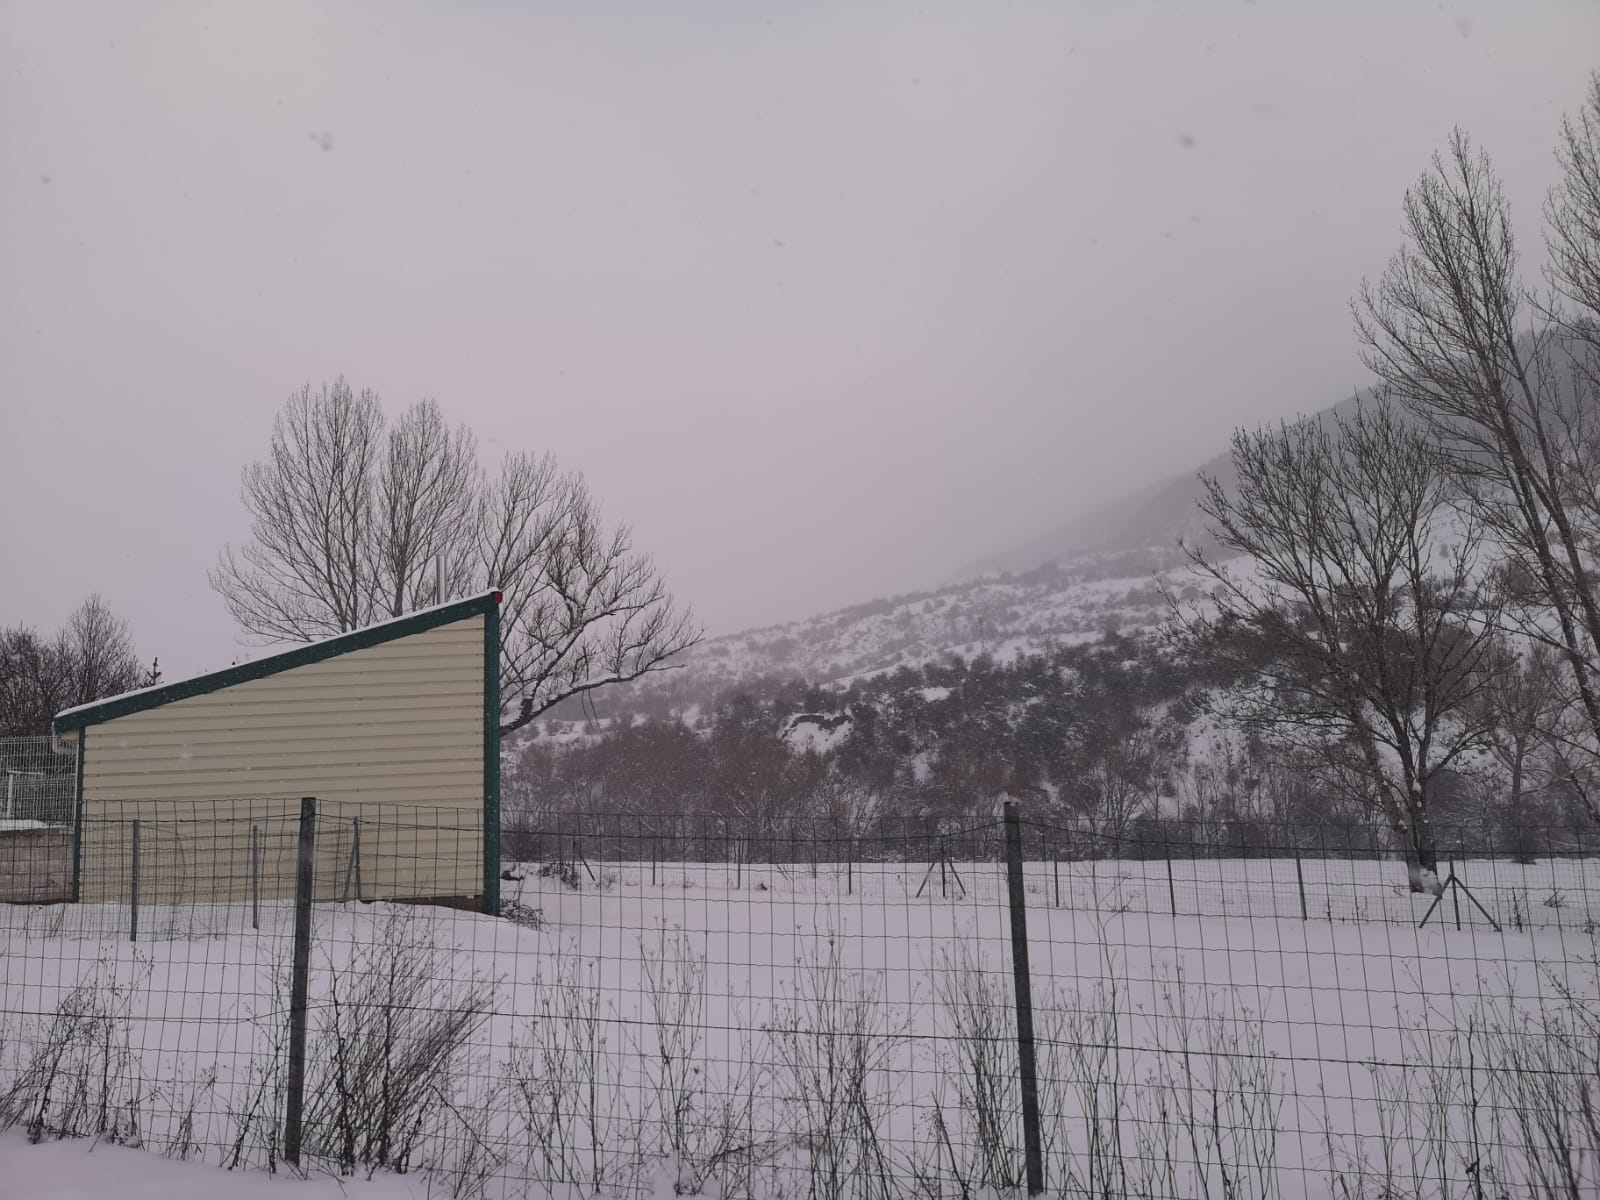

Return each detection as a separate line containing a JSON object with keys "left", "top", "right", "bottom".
{"left": 3, "top": 1, "right": 1598, "bottom": 678}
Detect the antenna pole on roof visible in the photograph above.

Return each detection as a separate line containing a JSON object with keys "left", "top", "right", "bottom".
{"left": 435, "top": 556, "right": 447, "bottom": 606}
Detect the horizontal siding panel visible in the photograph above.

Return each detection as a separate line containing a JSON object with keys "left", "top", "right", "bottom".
{"left": 237, "top": 634, "right": 483, "bottom": 670}
{"left": 89, "top": 715, "right": 482, "bottom": 742}
{"left": 84, "top": 734, "right": 480, "bottom": 760}
{"left": 85, "top": 759, "right": 480, "bottom": 787}
{"left": 87, "top": 737, "right": 483, "bottom": 768}
{"left": 203, "top": 652, "right": 481, "bottom": 684}
{"left": 98, "top": 710, "right": 484, "bottom": 741}
{"left": 84, "top": 798, "right": 483, "bottom": 821}
{"left": 199, "top": 660, "right": 483, "bottom": 687}
{"left": 84, "top": 790, "right": 479, "bottom": 810}
{"left": 80, "top": 799, "right": 480, "bottom": 826}
{"left": 87, "top": 784, "right": 479, "bottom": 808}
{"left": 105, "top": 692, "right": 484, "bottom": 733}
{"left": 84, "top": 750, "right": 481, "bottom": 778}
{"left": 78, "top": 612, "right": 488, "bottom": 905}
{"left": 108, "top": 619, "right": 482, "bottom": 713}
{"left": 116, "top": 680, "right": 483, "bottom": 710}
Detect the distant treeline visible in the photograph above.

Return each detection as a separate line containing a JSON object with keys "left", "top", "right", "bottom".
{"left": 503, "top": 630, "right": 1593, "bottom": 862}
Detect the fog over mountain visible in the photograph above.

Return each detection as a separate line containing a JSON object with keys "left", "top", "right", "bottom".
{"left": 958, "top": 389, "right": 1378, "bottom": 582}
{"left": 5, "top": 4, "right": 1599, "bottom": 681}
{"left": 593, "top": 381, "right": 1375, "bottom": 707}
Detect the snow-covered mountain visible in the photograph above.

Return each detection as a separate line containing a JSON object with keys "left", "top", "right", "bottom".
{"left": 557, "top": 386, "right": 1369, "bottom": 720}
{"left": 687, "top": 547, "right": 1194, "bottom": 685}
{"left": 556, "top": 543, "right": 1215, "bottom": 723}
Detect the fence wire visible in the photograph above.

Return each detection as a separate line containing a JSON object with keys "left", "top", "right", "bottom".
{"left": 1, "top": 802, "right": 1597, "bottom": 1198}
{"left": 0, "top": 735, "right": 77, "bottom": 828}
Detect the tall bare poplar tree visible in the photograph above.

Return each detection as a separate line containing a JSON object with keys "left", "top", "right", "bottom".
{"left": 1180, "top": 402, "right": 1501, "bottom": 891}
{"left": 212, "top": 379, "right": 700, "bottom": 735}
{"left": 1355, "top": 76, "right": 1600, "bottom": 822}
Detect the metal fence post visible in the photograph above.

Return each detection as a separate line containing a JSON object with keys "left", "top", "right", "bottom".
{"left": 1002, "top": 801, "right": 1045, "bottom": 1196}
{"left": 128, "top": 819, "right": 140, "bottom": 943}
{"left": 250, "top": 823, "right": 261, "bottom": 931}
{"left": 283, "top": 796, "right": 318, "bottom": 1168}
{"left": 1294, "top": 854, "right": 1309, "bottom": 922}
{"left": 352, "top": 816, "right": 363, "bottom": 901}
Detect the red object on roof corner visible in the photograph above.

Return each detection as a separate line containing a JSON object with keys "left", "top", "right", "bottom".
{"left": 491, "top": 589, "right": 503, "bottom": 605}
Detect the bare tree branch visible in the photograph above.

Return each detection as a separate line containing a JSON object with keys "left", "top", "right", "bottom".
{"left": 498, "top": 482, "right": 700, "bottom": 736}
{"left": 211, "top": 380, "right": 701, "bottom": 738}
{"left": 1176, "top": 400, "right": 1502, "bottom": 890}
{"left": 2, "top": 596, "right": 148, "bottom": 736}
{"left": 1353, "top": 89, "right": 1600, "bottom": 823}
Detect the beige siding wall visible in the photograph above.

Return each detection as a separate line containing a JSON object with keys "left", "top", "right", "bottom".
{"left": 78, "top": 616, "right": 485, "bottom": 904}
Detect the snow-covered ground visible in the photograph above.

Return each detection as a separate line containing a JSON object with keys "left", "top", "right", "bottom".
{"left": 3, "top": 1134, "right": 429, "bottom": 1199}
{"left": 2, "top": 851, "right": 1597, "bottom": 1197}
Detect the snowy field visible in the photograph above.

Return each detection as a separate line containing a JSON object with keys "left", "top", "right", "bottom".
{"left": 2, "top": 853, "right": 1598, "bottom": 1198}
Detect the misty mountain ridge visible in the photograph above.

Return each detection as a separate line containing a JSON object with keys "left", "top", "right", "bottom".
{"left": 535, "top": 385, "right": 1374, "bottom": 729}
{"left": 957, "top": 386, "right": 1376, "bottom": 582}
{"left": 537, "top": 543, "right": 1203, "bottom": 730}
{"left": 535, "top": 530, "right": 1203, "bottom": 730}
{"left": 954, "top": 469, "right": 1217, "bottom": 581}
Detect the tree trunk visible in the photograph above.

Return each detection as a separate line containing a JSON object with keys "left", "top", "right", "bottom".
{"left": 1508, "top": 740, "right": 1537, "bottom": 865}
{"left": 1404, "top": 802, "right": 1441, "bottom": 895}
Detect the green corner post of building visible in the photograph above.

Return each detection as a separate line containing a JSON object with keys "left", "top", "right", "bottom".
{"left": 483, "top": 588, "right": 502, "bottom": 916}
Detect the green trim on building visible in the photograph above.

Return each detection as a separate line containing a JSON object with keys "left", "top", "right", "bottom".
{"left": 482, "top": 600, "right": 502, "bottom": 916}
{"left": 53, "top": 593, "right": 503, "bottom": 733}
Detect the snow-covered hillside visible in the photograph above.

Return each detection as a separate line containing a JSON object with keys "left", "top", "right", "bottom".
{"left": 546, "top": 545, "right": 1224, "bottom": 724}
{"left": 538, "top": 389, "right": 1380, "bottom": 727}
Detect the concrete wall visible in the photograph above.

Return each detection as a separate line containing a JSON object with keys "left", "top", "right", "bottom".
{"left": 0, "top": 827, "right": 71, "bottom": 904}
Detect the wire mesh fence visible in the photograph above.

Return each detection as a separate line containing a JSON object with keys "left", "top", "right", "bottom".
{"left": 0, "top": 735, "right": 77, "bottom": 827}
{"left": 2, "top": 801, "right": 1598, "bottom": 1198}
{"left": 0, "top": 736, "right": 79, "bottom": 906}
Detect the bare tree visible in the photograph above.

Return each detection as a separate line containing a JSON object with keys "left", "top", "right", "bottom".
{"left": 813, "top": 775, "right": 885, "bottom": 839}
{"left": 1473, "top": 641, "right": 1569, "bottom": 859}
{"left": 497, "top": 484, "right": 700, "bottom": 736}
{"left": 213, "top": 381, "right": 386, "bottom": 640}
{"left": 1548, "top": 74, "right": 1600, "bottom": 371}
{"left": 1355, "top": 83, "right": 1600, "bottom": 822}
{"left": 1, "top": 596, "right": 150, "bottom": 736}
{"left": 1179, "top": 402, "right": 1502, "bottom": 892}
{"left": 376, "top": 399, "right": 480, "bottom": 618}
{"left": 61, "top": 596, "right": 148, "bottom": 706}
{"left": 211, "top": 379, "right": 701, "bottom": 736}
{"left": 0, "top": 628, "right": 57, "bottom": 738}
{"left": 1069, "top": 722, "right": 1171, "bottom": 850}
